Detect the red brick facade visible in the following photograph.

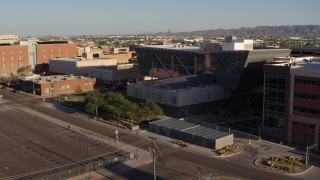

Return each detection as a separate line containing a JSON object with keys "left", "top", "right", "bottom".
{"left": 36, "top": 43, "right": 77, "bottom": 64}
{"left": 23, "top": 76, "right": 96, "bottom": 97}
{"left": 0, "top": 45, "right": 29, "bottom": 77}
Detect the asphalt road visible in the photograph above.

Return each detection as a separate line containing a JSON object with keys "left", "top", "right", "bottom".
{"left": 0, "top": 89, "right": 303, "bottom": 179}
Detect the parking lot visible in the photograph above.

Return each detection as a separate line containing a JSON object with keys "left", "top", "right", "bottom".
{"left": 0, "top": 108, "right": 117, "bottom": 178}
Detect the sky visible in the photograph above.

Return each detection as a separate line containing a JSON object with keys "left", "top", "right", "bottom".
{"left": 0, "top": 0, "right": 320, "bottom": 37}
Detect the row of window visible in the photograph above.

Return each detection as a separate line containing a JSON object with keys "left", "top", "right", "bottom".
{"left": 294, "top": 92, "right": 320, "bottom": 101}
{"left": 293, "top": 106, "right": 320, "bottom": 116}
{"left": 42, "top": 49, "right": 67, "bottom": 53}
{"left": 263, "top": 116, "right": 284, "bottom": 129}
{"left": 2, "top": 56, "right": 23, "bottom": 62}
{"left": 43, "top": 53, "right": 67, "bottom": 59}
{"left": 295, "top": 78, "right": 320, "bottom": 86}
{"left": 292, "top": 121, "right": 315, "bottom": 129}
{"left": 1, "top": 50, "right": 23, "bottom": 55}
{"left": 2, "top": 63, "right": 23, "bottom": 69}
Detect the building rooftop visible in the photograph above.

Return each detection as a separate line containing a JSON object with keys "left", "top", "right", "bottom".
{"left": 139, "top": 75, "right": 217, "bottom": 90}
{"left": 91, "top": 64, "right": 137, "bottom": 70}
{"left": 138, "top": 45, "right": 202, "bottom": 53}
{"left": 30, "top": 75, "right": 93, "bottom": 84}
{"left": 50, "top": 57, "right": 115, "bottom": 62}
{"left": 150, "top": 118, "right": 229, "bottom": 140}
{"left": 37, "top": 41, "right": 68, "bottom": 44}
{"left": 267, "top": 56, "right": 320, "bottom": 70}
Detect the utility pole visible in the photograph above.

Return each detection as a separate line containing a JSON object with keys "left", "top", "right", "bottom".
{"left": 149, "top": 148, "right": 156, "bottom": 180}
{"left": 149, "top": 137, "right": 157, "bottom": 180}
{"left": 136, "top": 132, "right": 138, "bottom": 160}
{"left": 87, "top": 147, "right": 91, "bottom": 179}
{"left": 305, "top": 144, "right": 318, "bottom": 165}
{"left": 32, "top": 80, "right": 35, "bottom": 97}
{"left": 95, "top": 105, "right": 98, "bottom": 119}
{"left": 115, "top": 128, "right": 119, "bottom": 143}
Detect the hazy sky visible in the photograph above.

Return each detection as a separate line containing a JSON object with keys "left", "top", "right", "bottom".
{"left": 1, "top": 0, "right": 319, "bottom": 37}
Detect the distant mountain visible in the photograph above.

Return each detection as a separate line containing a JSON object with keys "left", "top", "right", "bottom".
{"left": 153, "top": 25, "right": 320, "bottom": 37}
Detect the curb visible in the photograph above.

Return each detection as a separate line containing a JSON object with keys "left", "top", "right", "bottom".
{"left": 253, "top": 158, "right": 313, "bottom": 176}
{"left": 214, "top": 147, "right": 242, "bottom": 158}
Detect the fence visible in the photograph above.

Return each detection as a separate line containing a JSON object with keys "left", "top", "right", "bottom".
{"left": 13, "top": 107, "right": 148, "bottom": 180}
{"left": 31, "top": 153, "right": 130, "bottom": 180}
{"left": 141, "top": 119, "right": 261, "bottom": 142}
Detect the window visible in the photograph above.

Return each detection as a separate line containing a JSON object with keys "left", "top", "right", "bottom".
{"left": 172, "top": 96, "right": 177, "bottom": 105}
{"left": 45, "top": 88, "right": 50, "bottom": 94}
{"left": 311, "top": 124, "right": 315, "bottom": 129}
{"left": 292, "top": 121, "right": 297, "bottom": 126}
{"left": 301, "top": 123, "right": 307, "bottom": 128}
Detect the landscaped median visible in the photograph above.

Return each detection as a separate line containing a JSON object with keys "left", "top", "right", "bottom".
{"left": 255, "top": 156, "right": 312, "bottom": 174}
{"left": 215, "top": 144, "right": 241, "bottom": 157}
{"left": 172, "top": 139, "right": 188, "bottom": 147}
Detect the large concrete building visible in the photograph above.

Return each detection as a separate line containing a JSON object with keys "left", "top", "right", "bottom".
{"left": 129, "top": 40, "right": 291, "bottom": 116}
{"left": 49, "top": 57, "right": 117, "bottom": 76}
{"left": 127, "top": 75, "right": 260, "bottom": 116}
{"left": 136, "top": 45, "right": 211, "bottom": 78}
{"left": 261, "top": 57, "right": 320, "bottom": 148}
{"left": 0, "top": 45, "right": 29, "bottom": 77}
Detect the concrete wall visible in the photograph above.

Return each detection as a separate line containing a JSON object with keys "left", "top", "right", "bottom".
{"left": 49, "top": 59, "right": 117, "bottom": 76}
{"left": 127, "top": 83, "right": 226, "bottom": 107}
{"left": 215, "top": 134, "right": 234, "bottom": 150}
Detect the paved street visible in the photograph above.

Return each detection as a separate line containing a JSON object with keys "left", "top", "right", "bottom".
{"left": 0, "top": 89, "right": 319, "bottom": 180}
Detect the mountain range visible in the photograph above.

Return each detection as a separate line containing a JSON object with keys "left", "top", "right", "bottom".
{"left": 153, "top": 25, "right": 320, "bottom": 37}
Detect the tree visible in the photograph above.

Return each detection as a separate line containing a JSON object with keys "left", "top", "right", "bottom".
{"left": 17, "top": 67, "right": 26, "bottom": 76}
{"left": 140, "top": 99, "right": 163, "bottom": 121}
{"left": 84, "top": 91, "right": 103, "bottom": 117}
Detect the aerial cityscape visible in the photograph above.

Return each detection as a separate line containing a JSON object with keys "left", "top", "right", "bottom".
{"left": 0, "top": 0, "right": 320, "bottom": 180}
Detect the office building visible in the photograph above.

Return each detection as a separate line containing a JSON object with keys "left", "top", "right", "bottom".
{"left": 261, "top": 57, "right": 320, "bottom": 148}
{"left": 0, "top": 45, "right": 29, "bottom": 77}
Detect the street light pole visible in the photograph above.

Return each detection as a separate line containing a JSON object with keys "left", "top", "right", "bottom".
{"left": 87, "top": 147, "right": 91, "bottom": 179}
{"left": 136, "top": 132, "right": 138, "bottom": 159}
{"left": 32, "top": 80, "right": 35, "bottom": 97}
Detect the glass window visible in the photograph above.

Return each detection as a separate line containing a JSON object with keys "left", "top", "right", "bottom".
{"left": 301, "top": 123, "right": 307, "bottom": 128}
{"left": 292, "top": 121, "right": 297, "bottom": 126}
{"left": 311, "top": 124, "right": 315, "bottom": 129}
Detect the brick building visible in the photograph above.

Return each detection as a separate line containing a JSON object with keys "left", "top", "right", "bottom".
{"left": 0, "top": 45, "right": 29, "bottom": 77}
{"left": 22, "top": 75, "right": 96, "bottom": 97}
{"left": 35, "top": 42, "right": 77, "bottom": 72}
{"left": 261, "top": 57, "right": 320, "bottom": 148}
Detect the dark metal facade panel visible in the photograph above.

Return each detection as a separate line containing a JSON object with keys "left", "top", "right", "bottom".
{"left": 151, "top": 118, "right": 229, "bottom": 141}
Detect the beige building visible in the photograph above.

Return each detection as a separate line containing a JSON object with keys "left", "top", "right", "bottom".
{"left": 49, "top": 57, "right": 117, "bottom": 76}
{"left": 0, "top": 34, "right": 19, "bottom": 44}
{"left": 96, "top": 51, "right": 135, "bottom": 63}
{"left": 88, "top": 64, "right": 142, "bottom": 88}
